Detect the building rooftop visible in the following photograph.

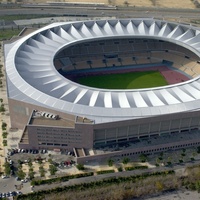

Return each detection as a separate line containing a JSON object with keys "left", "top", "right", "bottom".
{"left": 29, "top": 110, "right": 75, "bottom": 128}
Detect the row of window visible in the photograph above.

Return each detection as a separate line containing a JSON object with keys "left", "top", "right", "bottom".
{"left": 38, "top": 135, "right": 81, "bottom": 140}
{"left": 37, "top": 128, "right": 79, "bottom": 134}
{"left": 121, "top": 142, "right": 200, "bottom": 157}
{"left": 37, "top": 132, "right": 81, "bottom": 137}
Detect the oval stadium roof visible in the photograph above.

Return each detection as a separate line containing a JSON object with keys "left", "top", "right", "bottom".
{"left": 5, "top": 18, "right": 200, "bottom": 123}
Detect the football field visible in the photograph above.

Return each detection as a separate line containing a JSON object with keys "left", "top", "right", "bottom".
{"left": 77, "top": 71, "right": 168, "bottom": 89}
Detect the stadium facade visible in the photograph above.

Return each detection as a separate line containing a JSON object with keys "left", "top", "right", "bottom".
{"left": 5, "top": 18, "right": 200, "bottom": 163}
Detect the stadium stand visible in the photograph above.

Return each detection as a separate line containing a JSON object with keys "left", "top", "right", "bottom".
{"left": 54, "top": 38, "right": 200, "bottom": 80}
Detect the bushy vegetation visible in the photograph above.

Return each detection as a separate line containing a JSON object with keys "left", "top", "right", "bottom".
{"left": 118, "top": 167, "right": 123, "bottom": 172}
{"left": 17, "top": 170, "right": 175, "bottom": 200}
{"left": 96, "top": 170, "right": 115, "bottom": 175}
{"left": 1, "top": 122, "right": 7, "bottom": 130}
{"left": 17, "top": 167, "right": 26, "bottom": 180}
{"left": 3, "top": 162, "right": 11, "bottom": 176}
{"left": 2, "top": 139, "right": 7, "bottom": 146}
{"left": 122, "top": 157, "right": 130, "bottom": 164}
{"left": 49, "top": 164, "right": 57, "bottom": 175}
{"left": 0, "top": 103, "right": 5, "bottom": 112}
{"left": 125, "top": 165, "right": 148, "bottom": 171}
{"left": 107, "top": 158, "right": 114, "bottom": 166}
{"left": 76, "top": 164, "right": 85, "bottom": 170}
{"left": 31, "top": 172, "right": 94, "bottom": 186}
{"left": 2, "top": 131, "right": 8, "bottom": 138}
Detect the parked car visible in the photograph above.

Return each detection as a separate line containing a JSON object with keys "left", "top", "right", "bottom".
{"left": 1, "top": 175, "right": 8, "bottom": 179}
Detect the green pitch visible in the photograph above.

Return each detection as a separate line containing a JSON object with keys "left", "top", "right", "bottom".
{"left": 78, "top": 71, "right": 168, "bottom": 89}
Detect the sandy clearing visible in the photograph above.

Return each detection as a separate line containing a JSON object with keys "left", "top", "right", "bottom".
{"left": 25, "top": 0, "right": 197, "bottom": 9}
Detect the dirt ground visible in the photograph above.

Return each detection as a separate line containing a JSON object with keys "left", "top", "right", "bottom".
{"left": 23, "top": 0, "right": 197, "bottom": 9}
{"left": 0, "top": 0, "right": 197, "bottom": 9}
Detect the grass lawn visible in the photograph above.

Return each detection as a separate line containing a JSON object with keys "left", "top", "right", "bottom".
{"left": 0, "top": 14, "right": 56, "bottom": 21}
{"left": 78, "top": 71, "right": 168, "bottom": 89}
{"left": 0, "top": 29, "right": 23, "bottom": 40}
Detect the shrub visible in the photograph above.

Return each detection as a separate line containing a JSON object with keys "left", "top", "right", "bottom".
{"left": 31, "top": 172, "right": 94, "bottom": 186}
{"left": 76, "top": 164, "right": 85, "bottom": 170}
{"left": 122, "top": 157, "right": 130, "bottom": 164}
{"left": 2, "top": 132, "right": 8, "bottom": 138}
{"left": 1, "top": 122, "right": 7, "bottom": 130}
{"left": 118, "top": 167, "right": 123, "bottom": 172}
{"left": 3, "top": 140, "right": 7, "bottom": 146}
{"left": 96, "top": 170, "right": 115, "bottom": 175}
{"left": 0, "top": 104, "right": 5, "bottom": 112}
{"left": 181, "top": 153, "right": 186, "bottom": 157}
{"left": 191, "top": 157, "right": 195, "bottom": 161}
{"left": 49, "top": 164, "right": 57, "bottom": 175}
{"left": 107, "top": 159, "right": 114, "bottom": 166}
{"left": 167, "top": 161, "right": 172, "bottom": 166}
{"left": 197, "top": 146, "right": 200, "bottom": 153}
{"left": 139, "top": 154, "right": 148, "bottom": 162}
{"left": 125, "top": 165, "right": 148, "bottom": 171}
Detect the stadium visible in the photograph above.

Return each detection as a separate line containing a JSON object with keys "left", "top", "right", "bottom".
{"left": 5, "top": 18, "right": 200, "bottom": 163}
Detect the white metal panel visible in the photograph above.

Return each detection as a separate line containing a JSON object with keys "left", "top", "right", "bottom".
{"left": 60, "top": 86, "right": 77, "bottom": 99}
{"left": 171, "top": 87, "right": 194, "bottom": 102}
{"left": 104, "top": 92, "right": 112, "bottom": 108}
{"left": 159, "top": 89, "right": 180, "bottom": 104}
{"left": 146, "top": 91, "right": 165, "bottom": 106}
{"left": 89, "top": 91, "right": 99, "bottom": 107}
{"left": 118, "top": 92, "right": 130, "bottom": 108}
{"left": 74, "top": 89, "right": 88, "bottom": 104}
{"left": 133, "top": 92, "right": 148, "bottom": 107}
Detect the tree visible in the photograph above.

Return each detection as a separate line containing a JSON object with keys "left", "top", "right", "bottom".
{"left": 108, "top": 158, "right": 114, "bottom": 166}
{"left": 1, "top": 122, "right": 7, "bottom": 130}
{"left": 118, "top": 167, "right": 123, "bottom": 172}
{"left": 122, "top": 157, "right": 130, "bottom": 164}
{"left": 17, "top": 167, "right": 26, "bottom": 180}
{"left": 3, "top": 140, "right": 7, "bottom": 146}
{"left": 28, "top": 159, "right": 33, "bottom": 167}
{"left": 76, "top": 164, "right": 85, "bottom": 170}
{"left": 49, "top": 164, "right": 57, "bottom": 175}
{"left": 167, "top": 157, "right": 172, "bottom": 166}
{"left": 28, "top": 167, "right": 35, "bottom": 180}
{"left": 0, "top": 104, "right": 5, "bottom": 112}
{"left": 48, "top": 158, "right": 53, "bottom": 164}
{"left": 139, "top": 154, "right": 147, "bottom": 162}
{"left": 2, "top": 132, "right": 8, "bottom": 138}
{"left": 197, "top": 146, "right": 200, "bottom": 153}
{"left": 3, "top": 162, "right": 11, "bottom": 176}
{"left": 39, "top": 165, "right": 45, "bottom": 177}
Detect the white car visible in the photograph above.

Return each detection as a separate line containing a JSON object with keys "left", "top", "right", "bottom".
{"left": 1, "top": 175, "right": 7, "bottom": 179}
